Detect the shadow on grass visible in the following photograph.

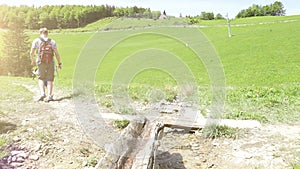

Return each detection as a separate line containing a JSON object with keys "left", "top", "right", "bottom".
{"left": 0, "top": 121, "right": 17, "bottom": 134}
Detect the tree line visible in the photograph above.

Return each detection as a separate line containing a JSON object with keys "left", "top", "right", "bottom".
{"left": 236, "top": 1, "right": 285, "bottom": 18}
{"left": 186, "top": 1, "right": 285, "bottom": 24}
{"left": 0, "top": 5, "right": 161, "bottom": 30}
{"left": 186, "top": 12, "right": 225, "bottom": 24}
{"left": 0, "top": 4, "right": 161, "bottom": 77}
{"left": 113, "top": 7, "right": 161, "bottom": 19}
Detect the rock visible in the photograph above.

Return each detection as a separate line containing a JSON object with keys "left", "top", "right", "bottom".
{"left": 194, "top": 130, "right": 202, "bottom": 136}
{"left": 43, "top": 147, "right": 51, "bottom": 156}
{"left": 10, "top": 162, "right": 23, "bottom": 167}
{"left": 57, "top": 148, "right": 65, "bottom": 153}
{"left": 11, "top": 156, "right": 17, "bottom": 162}
{"left": 194, "top": 156, "right": 201, "bottom": 161}
{"left": 7, "top": 156, "right": 12, "bottom": 164}
{"left": 192, "top": 146, "right": 200, "bottom": 150}
{"left": 17, "top": 152, "right": 29, "bottom": 159}
{"left": 11, "top": 150, "right": 24, "bottom": 156}
{"left": 82, "top": 160, "right": 88, "bottom": 167}
{"left": 29, "top": 155, "right": 39, "bottom": 161}
{"left": 27, "top": 128, "right": 34, "bottom": 132}
{"left": 191, "top": 142, "right": 200, "bottom": 150}
{"left": 208, "top": 164, "right": 215, "bottom": 168}
{"left": 63, "top": 138, "right": 70, "bottom": 143}
{"left": 185, "top": 143, "right": 191, "bottom": 147}
{"left": 13, "top": 136, "right": 21, "bottom": 142}
{"left": 19, "top": 144, "right": 27, "bottom": 150}
{"left": 191, "top": 143, "right": 200, "bottom": 147}
{"left": 212, "top": 141, "right": 220, "bottom": 147}
{"left": 16, "top": 157, "right": 25, "bottom": 163}
{"left": 21, "top": 119, "right": 29, "bottom": 126}
{"left": 33, "top": 144, "right": 42, "bottom": 152}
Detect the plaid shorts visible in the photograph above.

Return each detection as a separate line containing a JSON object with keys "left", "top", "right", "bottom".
{"left": 37, "top": 62, "right": 55, "bottom": 81}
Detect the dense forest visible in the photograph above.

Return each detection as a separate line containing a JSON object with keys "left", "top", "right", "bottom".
{"left": 0, "top": 5, "right": 161, "bottom": 30}
{"left": 236, "top": 1, "right": 285, "bottom": 18}
{"left": 0, "top": 1, "right": 286, "bottom": 30}
{"left": 186, "top": 1, "right": 285, "bottom": 24}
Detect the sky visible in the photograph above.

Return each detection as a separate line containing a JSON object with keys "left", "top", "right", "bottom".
{"left": 1, "top": 0, "right": 299, "bottom": 18}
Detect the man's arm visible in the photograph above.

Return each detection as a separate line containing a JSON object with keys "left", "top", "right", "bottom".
{"left": 53, "top": 48, "right": 62, "bottom": 69}
{"left": 30, "top": 48, "right": 36, "bottom": 66}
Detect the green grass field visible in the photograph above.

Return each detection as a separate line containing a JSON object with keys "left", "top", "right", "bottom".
{"left": 201, "top": 19, "right": 300, "bottom": 86}
{"left": 31, "top": 15, "right": 299, "bottom": 87}
{"left": 96, "top": 32, "right": 207, "bottom": 85}
{"left": 0, "top": 15, "right": 299, "bottom": 123}
{"left": 196, "top": 15, "right": 300, "bottom": 26}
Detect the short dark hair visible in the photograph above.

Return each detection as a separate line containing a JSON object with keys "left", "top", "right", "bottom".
{"left": 39, "top": 28, "right": 48, "bottom": 34}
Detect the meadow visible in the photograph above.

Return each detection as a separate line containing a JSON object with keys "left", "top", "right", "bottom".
{"left": 1, "top": 15, "right": 300, "bottom": 123}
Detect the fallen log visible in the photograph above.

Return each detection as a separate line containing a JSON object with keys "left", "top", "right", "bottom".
{"left": 97, "top": 116, "right": 164, "bottom": 169}
{"left": 97, "top": 115, "right": 261, "bottom": 168}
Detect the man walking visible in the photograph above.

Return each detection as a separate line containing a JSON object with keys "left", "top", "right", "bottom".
{"left": 30, "top": 28, "right": 62, "bottom": 102}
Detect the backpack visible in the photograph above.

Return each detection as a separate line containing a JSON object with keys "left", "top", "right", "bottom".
{"left": 39, "top": 38, "right": 53, "bottom": 63}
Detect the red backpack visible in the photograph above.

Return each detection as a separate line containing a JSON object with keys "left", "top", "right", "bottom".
{"left": 39, "top": 38, "right": 53, "bottom": 63}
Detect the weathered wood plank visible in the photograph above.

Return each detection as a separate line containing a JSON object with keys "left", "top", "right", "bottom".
{"left": 163, "top": 118, "right": 261, "bottom": 129}
{"left": 100, "top": 112, "right": 261, "bottom": 129}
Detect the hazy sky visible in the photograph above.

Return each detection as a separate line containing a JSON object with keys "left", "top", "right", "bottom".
{"left": 1, "top": 0, "right": 299, "bottom": 18}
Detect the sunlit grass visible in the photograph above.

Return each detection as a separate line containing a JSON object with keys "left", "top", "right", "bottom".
{"left": 0, "top": 16, "right": 299, "bottom": 123}
{"left": 201, "top": 20, "right": 300, "bottom": 86}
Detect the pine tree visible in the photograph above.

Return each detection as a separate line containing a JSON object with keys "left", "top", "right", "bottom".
{"left": 2, "top": 13, "right": 31, "bottom": 77}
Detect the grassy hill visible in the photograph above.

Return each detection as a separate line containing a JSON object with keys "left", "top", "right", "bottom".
{"left": 42, "top": 15, "right": 300, "bottom": 87}
{"left": 50, "top": 17, "right": 189, "bottom": 33}
{"left": 0, "top": 16, "right": 299, "bottom": 123}
{"left": 201, "top": 16, "right": 300, "bottom": 86}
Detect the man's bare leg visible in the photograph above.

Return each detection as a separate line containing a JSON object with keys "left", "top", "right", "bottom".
{"left": 38, "top": 79, "right": 46, "bottom": 101}
{"left": 45, "top": 81, "right": 54, "bottom": 102}
{"left": 47, "top": 81, "right": 53, "bottom": 96}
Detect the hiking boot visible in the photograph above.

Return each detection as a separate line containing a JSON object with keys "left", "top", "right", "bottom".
{"left": 37, "top": 94, "right": 46, "bottom": 101}
{"left": 45, "top": 95, "right": 54, "bottom": 102}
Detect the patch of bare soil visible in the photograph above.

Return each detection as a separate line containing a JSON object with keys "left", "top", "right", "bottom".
{"left": 157, "top": 124, "right": 300, "bottom": 169}
{"left": 1, "top": 84, "right": 299, "bottom": 169}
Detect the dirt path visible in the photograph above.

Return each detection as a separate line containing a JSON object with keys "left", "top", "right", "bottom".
{"left": 1, "top": 83, "right": 299, "bottom": 169}
{"left": 0, "top": 84, "right": 105, "bottom": 169}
